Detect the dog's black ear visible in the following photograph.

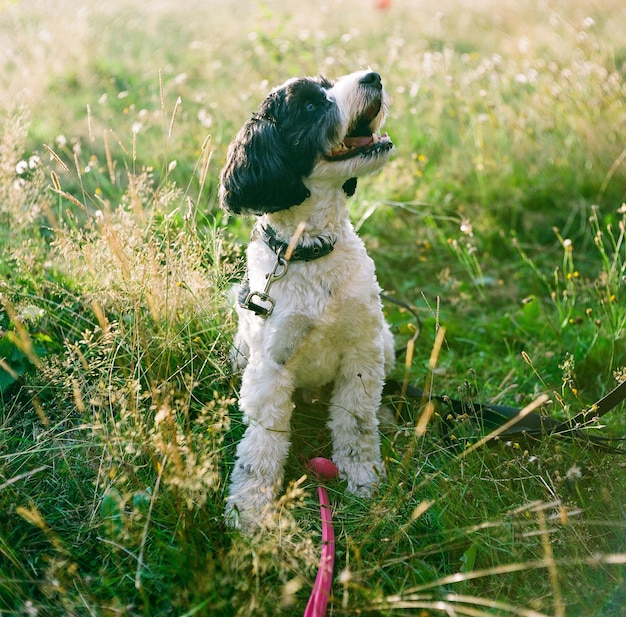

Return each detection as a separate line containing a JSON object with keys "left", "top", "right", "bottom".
{"left": 342, "top": 177, "right": 358, "bottom": 198}
{"left": 219, "top": 95, "right": 311, "bottom": 215}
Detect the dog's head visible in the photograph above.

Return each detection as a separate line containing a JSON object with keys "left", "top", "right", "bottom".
{"left": 219, "top": 70, "right": 393, "bottom": 215}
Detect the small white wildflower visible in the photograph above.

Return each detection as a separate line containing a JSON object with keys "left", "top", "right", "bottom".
{"left": 198, "top": 108, "right": 213, "bottom": 128}
{"left": 168, "top": 160, "right": 177, "bottom": 173}
{"left": 28, "top": 154, "right": 41, "bottom": 169}
{"left": 339, "top": 568, "right": 352, "bottom": 584}
{"left": 117, "top": 90, "right": 129, "bottom": 99}
{"left": 55, "top": 134, "right": 67, "bottom": 148}
{"left": 515, "top": 73, "right": 528, "bottom": 84}
{"left": 477, "top": 113, "right": 489, "bottom": 123}
{"left": 15, "top": 160, "right": 28, "bottom": 175}
{"left": 22, "top": 600, "right": 38, "bottom": 617}
{"left": 13, "top": 178, "right": 26, "bottom": 190}
{"left": 131, "top": 122, "right": 142, "bottom": 134}
{"left": 460, "top": 219, "right": 473, "bottom": 236}
{"left": 582, "top": 17, "right": 596, "bottom": 29}
{"left": 19, "top": 305, "right": 45, "bottom": 324}
{"left": 174, "top": 72, "right": 188, "bottom": 85}
{"left": 518, "top": 37, "right": 530, "bottom": 54}
{"left": 566, "top": 464, "right": 582, "bottom": 481}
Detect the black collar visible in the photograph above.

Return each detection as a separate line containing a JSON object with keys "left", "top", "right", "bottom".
{"left": 258, "top": 224, "right": 335, "bottom": 262}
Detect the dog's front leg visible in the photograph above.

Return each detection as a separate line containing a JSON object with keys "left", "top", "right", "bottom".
{"left": 226, "top": 357, "right": 294, "bottom": 528}
{"left": 327, "top": 350, "right": 386, "bottom": 497}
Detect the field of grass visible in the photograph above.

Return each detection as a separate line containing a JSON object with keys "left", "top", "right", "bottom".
{"left": 1, "top": 0, "right": 625, "bottom": 615}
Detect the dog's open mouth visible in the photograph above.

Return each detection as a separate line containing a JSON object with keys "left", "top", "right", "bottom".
{"left": 324, "top": 103, "right": 393, "bottom": 162}
{"left": 325, "top": 133, "right": 393, "bottom": 161}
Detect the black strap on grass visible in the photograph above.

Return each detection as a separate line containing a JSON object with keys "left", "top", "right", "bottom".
{"left": 554, "top": 379, "right": 626, "bottom": 432}
{"left": 381, "top": 295, "right": 626, "bottom": 453}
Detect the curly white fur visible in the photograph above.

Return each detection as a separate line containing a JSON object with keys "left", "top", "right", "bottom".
{"left": 220, "top": 70, "right": 395, "bottom": 528}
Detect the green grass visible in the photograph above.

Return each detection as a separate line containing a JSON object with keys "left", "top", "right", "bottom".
{"left": 1, "top": 0, "right": 625, "bottom": 615}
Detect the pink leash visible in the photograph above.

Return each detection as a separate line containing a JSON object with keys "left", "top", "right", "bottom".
{"left": 304, "top": 458, "right": 339, "bottom": 617}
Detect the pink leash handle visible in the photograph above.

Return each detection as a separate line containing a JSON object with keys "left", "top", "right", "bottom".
{"left": 304, "top": 458, "right": 338, "bottom": 617}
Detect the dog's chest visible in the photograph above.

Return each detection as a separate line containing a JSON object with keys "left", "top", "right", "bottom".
{"left": 243, "top": 237, "right": 384, "bottom": 386}
{"left": 268, "top": 282, "right": 383, "bottom": 388}
{"left": 292, "top": 331, "right": 343, "bottom": 388}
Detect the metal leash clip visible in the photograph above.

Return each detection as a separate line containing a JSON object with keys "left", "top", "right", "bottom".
{"left": 242, "top": 253, "right": 288, "bottom": 317}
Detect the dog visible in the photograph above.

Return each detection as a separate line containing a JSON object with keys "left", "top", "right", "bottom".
{"left": 219, "top": 70, "right": 395, "bottom": 528}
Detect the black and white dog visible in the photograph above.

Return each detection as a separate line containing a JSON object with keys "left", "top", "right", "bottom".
{"left": 220, "top": 70, "right": 395, "bottom": 527}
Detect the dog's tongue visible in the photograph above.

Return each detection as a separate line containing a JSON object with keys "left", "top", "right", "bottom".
{"left": 344, "top": 135, "right": 373, "bottom": 148}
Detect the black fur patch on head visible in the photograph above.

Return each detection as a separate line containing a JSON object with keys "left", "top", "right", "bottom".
{"left": 219, "top": 76, "right": 341, "bottom": 215}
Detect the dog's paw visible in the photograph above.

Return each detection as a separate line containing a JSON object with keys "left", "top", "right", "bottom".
{"left": 224, "top": 501, "right": 261, "bottom": 531}
{"left": 224, "top": 493, "right": 269, "bottom": 531}
{"left": 336, "top": 459, "right": 386, "bottom": 497}
{"left": 225, "top": 473, "right": 277, "bottom": 531}
{"left": 225, "top": 491, "right": 288, "bottom": 533}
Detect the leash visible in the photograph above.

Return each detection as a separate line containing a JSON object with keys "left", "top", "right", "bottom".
{"left": 299, "top": 295, "right": 624, "bottom": 616}
{"left": 553, "top": 378, "right": 626, "bottom": 435}
{"left": 383, "top": 379, "right": 626, "bottom": 452}
{"left": 381, "top": 295, "right": 626, "bottom": 453}
{"left": 301, "top": 381, "right": 625, "bottom": 616}
{"left": 305, "top": 458, "right": 339, "bottom": 617}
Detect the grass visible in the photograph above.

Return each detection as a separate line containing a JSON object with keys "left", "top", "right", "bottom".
{"left": 1, "top": 0, "right": 625, "bottom": 615}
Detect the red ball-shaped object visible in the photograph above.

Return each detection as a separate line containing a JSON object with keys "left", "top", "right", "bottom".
{"left": 307, "top": 457, "right": 339, "bottom": 480}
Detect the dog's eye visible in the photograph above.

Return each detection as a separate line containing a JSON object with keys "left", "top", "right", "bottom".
{"left": 305, "top": 102, "right": 317, "bottom": 112}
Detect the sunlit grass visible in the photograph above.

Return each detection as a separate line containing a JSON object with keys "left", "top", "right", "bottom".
{"left": 1, "top": 0, "right": 625, "bottom": 615}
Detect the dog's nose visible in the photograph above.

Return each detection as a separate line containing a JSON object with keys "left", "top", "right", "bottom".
{"left": 360, "top": 71, "right": 382, "bottom": 91}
